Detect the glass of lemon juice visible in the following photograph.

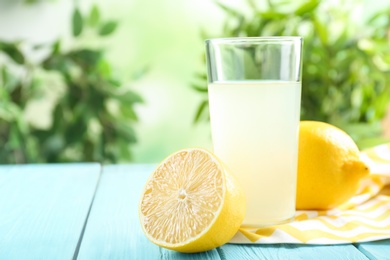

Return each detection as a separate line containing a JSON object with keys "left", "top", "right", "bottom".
{"left": 205, "top": 37, "right": 303, "bottom": 227}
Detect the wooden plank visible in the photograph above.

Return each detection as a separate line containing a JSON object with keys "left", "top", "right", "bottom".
{"left": 77, "top": 165, "right": 160, "bottom": 260}
{"left": 0, "top": 163, "right": 101, "bottom": 259}
{"left": 160, "top": 249, "right": 220, "bottom": 259}
{"left": 78, "top": 164, "right": 382, "bottom": 260}
{"left": 356, "top": 239, "right": 390, "bottom": 260}
{"left": 220, "top": 243, "right": 369, "bottom": 260}
{"left": 78, "top": 164, "right": 221, "bottom": 260}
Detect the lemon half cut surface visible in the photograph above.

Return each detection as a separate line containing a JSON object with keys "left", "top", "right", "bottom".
{"left": 139, "top": 148, "right": 246, "bottom": 253}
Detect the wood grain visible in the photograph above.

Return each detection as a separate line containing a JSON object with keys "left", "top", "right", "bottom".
{"left": 356, "top": 239, "right": 390, "bottom": 260}
{"left": 160, "top": 248, "right": 220, "bottom": 259}
{"left": 76, "top": 164, "right": 388, "bottom": 260}
{"left": 77, "top": 164, "right": 222, "bottom": 260}
{"left": 0, "top": 163, "right": 101, "bottom": 259}
{"left": 220, "top": 243, "right": 369, "bottom": 260}
{"left": 77, "top": 164, "right": 162, "bottom": 259}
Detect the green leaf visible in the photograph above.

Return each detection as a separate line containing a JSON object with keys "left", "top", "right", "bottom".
{"left": 9, "top": 125, "right": 21, "bottom": 149}
{"left": 117, "top": 139, "right": 132, "bottom": 161}
{"left": 333, "top": 29, "right": 348, "bottom": 49}
{"left": 115, "top": 90, "right": 143, "bottom": 104}
{"left": 0, "top": 107, "right": 8, "bottom": 121}
{"left": 215, "top": 2, "right": 242, "bottom": 17}
{"left": 194, "top": 100, "right": 209, "bottom": 123}
{"left": 51, "top": 104, "right": 64, "bottom": 130}
{"left": 108, "top": 79, "right": 121, "bottom": 88}
{"left": 65, "top": 113, "right": 87, "bottom": 144}
{"left": 367, "top": 8, "right": 390, "bottom": 25}
{"left": 294, "top": 0, "right": 320, "bottom": 16}
{"left": 88, "top": 4, "right": 100, "bottom": 27}
{"left": 231, "top": 15, "right": 246, "bottom": 36}
{"left": 44, "top": 135, "right": 65, "bottom": 154}
{"left": 72, "top": 8, "right": 83, "bottom": 37}
{"left": 0, "top": 42, "right": 25, "bottom": 64}
{"left": 312, "top": 17, "right": 328, "bottom": 46}
{"left": 42, "top": 55, "right": 72, "bottom": 72}
{"left": 32, "top": 44, "right": 45, "bottom": 50}
{"left": 1, "top": 66, "right": 8, "bottom": 86}
{"left": 82, "top": 139, "right": 95, "bottom": 162}
{"left": 4, "top": 71, "right": 22, "bottom": 93}
{"left": 52, "top": 40, "right": 61, "bottom": 54}
{"left": 131, "top": 66, "right": 149, "bottom": 80}
{"left": 259, "top": 11, "right": 286, "bottom": 20}
{"left": 120, "top": 105, "right": 138, "bottom": 121}
{"left": 194, "top": 72, "right": 208, "bottom": 81}
{"left": 98, "top": 59, "right": 112, "bottom": 76}
{"left": 69, "top": 49, "right": 102, "bottom": 67}
{"left": 23, "top": 0, "right": 44, "bottom": 4}
{"left": 0, "top": 102, "right": 19, "bottom": 121}
{"left": 99, "top": 21, "right": 118, "bottom": 36}
{"left": 115, "top": 122, "right": 137, "bottom": 143}
{"left": 192, "top": 84, "right": 208, "bottom": 93}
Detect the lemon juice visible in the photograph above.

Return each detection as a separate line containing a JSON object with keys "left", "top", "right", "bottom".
{"left": 208, "top": 80, "right": 301, "bottom": 226}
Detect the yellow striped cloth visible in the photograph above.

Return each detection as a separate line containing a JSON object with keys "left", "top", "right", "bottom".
{"left": 230, "top": 143, "right": 390, "bottom": 244}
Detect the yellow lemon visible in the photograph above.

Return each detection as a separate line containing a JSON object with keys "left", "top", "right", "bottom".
{"left": 296, "top": 121, "right": 369, "bottom": 210}
{"left": 139, "top": 148, "right": 246, "bottom": 253}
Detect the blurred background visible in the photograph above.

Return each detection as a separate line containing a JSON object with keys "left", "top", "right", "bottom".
{"left": 0, "top": 0, "right": 390, "bottom": 164}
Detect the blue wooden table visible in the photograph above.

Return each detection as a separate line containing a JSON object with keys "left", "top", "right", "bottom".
{"left": 0, "top": 164, "right": 389, "bottom": 259}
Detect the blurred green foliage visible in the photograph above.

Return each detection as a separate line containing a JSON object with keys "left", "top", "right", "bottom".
{"left": 0, "top": 5, "right": 143, "bottom": 164}
{"left": 193, "top": 0, "right": 390, "bottom": 148}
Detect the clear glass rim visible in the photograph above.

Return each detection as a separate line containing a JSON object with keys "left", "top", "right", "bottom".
{"left": 205, "top": 36, "right": 302, "bottom": 45}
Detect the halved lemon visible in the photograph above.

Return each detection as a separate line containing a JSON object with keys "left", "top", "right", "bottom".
{"left": 139, "top": 148, "right": 245, "bottom": 253}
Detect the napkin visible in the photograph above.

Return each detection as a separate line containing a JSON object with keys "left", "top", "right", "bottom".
{"left": 230, "top": 143, "right": 390, "bottom": 244}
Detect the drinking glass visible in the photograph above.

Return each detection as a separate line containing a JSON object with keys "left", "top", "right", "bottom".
{"left": 205, "top": 37, "right": 303, "bottom": 227}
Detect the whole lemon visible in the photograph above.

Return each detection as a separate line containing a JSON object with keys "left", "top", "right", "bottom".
{"left": 296, "top": 121, "right": 369, "bottom": 210}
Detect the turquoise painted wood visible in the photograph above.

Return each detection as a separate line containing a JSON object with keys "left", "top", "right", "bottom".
{"left": 0, "top": 163, "right": 101, "bottom": 260}
{"left": 78, "top": 164, "right": 221, "bottom": 260}
{"left": 77, "top": 164, "right": 387, "bottom": 260}
{"left": 1, "top": 163, "right": 387, "bottom": 259}
{"left": 77, "top": 164, "right": 162, "bottom": 259}
{"left": 160, "top": 248, "right": 221, "bottom": 259}
{"left": 221, "top": 243, "right": 368, "bottom": 260}
{"left": 356, "top": 239, "right": 390, "bottom": 260}
{"left": 159, "top": 249, "right": 220, "bottom": 260}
